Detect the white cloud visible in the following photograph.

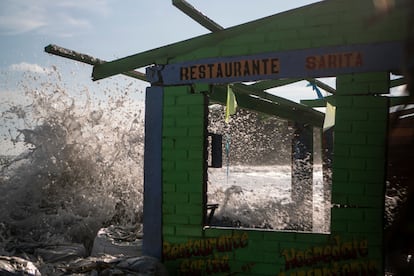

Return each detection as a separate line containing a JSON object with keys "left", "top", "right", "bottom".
{"left": 0, "top": 0, "right": 110, "bottom": 36}
{"left": 0, "top": 16, "right": 46, "bottom": 35}
{"left": 0, "top": 2, "right": 46, "bottom": 35}
{"left": 9, "top": 62, "right": 51, "bottom": 74}
{"left": 55, "top": 0, "right": 111, "bottom": 16}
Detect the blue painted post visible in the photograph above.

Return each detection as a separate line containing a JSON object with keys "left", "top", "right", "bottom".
{"left": 143, "top": 86, "right": 163, "bottom": 259}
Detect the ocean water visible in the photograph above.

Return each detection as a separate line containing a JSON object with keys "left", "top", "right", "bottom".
{"left": 207, "top": 164, "right": 328, "bottom": 233}
{"left": 0, "top": 68, "right": 145, "bottom": 251}
{"left": 207, "top": 106, "right": 330, "bottom": 233}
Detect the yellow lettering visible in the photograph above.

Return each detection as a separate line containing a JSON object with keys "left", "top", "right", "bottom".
{"left": 240, "top": 232, "right": 249, "bottom": 247}
{"left": 180, "top": 259, "right": 190, "bottom": 272}
{"left": 331, "top": 237, "right": 341, "bottom": 261}
{"left": 171, "top": 244, "right": 179, "bottom": 259}
{"left": 297, "top": 250, "right": 305, "bottom": 266}
{"left": 323, "top": 245, "right": 332, "bottom": 261}
{"left": 312, "top": 246, "right": 323, "bottom": 263}
{"left": 297, "top": 270, "right": 306, "bottom": 276}
{"left": 304, "top": 248, "right": 313, "bottom": 265}
{"left": 193, "top": 240, "right": 201, "bottom": 256}
{"left": 163, "top": 242, "right": 171, "bottom": 259}
{"left": 313, "top": 268, "right": 323, "bottom": 276}
{"left": 359, "top": 239, "right": 369, "bottom": 257}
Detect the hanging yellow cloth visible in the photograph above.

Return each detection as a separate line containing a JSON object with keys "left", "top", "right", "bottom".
{"left": 225, "top": 85, "right": 238, "bottom": 123}
{"left": 323, "top": 102, "right": 336, "bottom": 131}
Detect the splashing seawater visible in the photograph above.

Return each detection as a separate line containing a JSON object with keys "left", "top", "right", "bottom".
{"left": 207, "top": 107, "right": 330, "bottom": 232}
{"left": 0, "top": 67, "right": 145, "bottom": 251}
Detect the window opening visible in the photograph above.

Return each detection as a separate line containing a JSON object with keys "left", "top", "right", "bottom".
{"left": 206, "top": 104, "right": 331, "bottom": 233}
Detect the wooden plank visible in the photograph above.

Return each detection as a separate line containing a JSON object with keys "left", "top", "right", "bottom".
{"left": 45, "top": 44, "right": 147, "bottom": 81}
{"left": 172, "top": 0, "right": 223, "bottom": 32}
{"left": 210, "top": 85, "right": 324, "bottom": 127}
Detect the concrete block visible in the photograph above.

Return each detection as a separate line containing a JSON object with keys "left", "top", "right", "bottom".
{"left": 352, "top": 121, "right": 387, "bottom": 134}
{"left": 349, "top": 145, "right": 386, "bottom": 158}
{"left": 175, "top": 137, "right": 204, "bottom": 149}
{"left": 163, "top": 192, "right": 189, "bottom": 204}
{"left": 163, "top": 225, "right": 175, "bottom": 236}
{"left": 335, "top": 132, "right": 366, "bottom": 145}
{"left": 175, "top": 225, "right": 203, "bottom": 237}
{"left": 336, "top": 109, "right": 369, "bottom": 121}
{"left": 331, "top": 208, "right": 364, "bottom": 222}
{"left": 333, "top": 156, "right": 366, "bottom": 169}
{"left": 163, "top": 204, "right": 175, "bottom": 214}
{"left": 176, "top": 202, "right": 202, "bottom": 214}
{"left": 188, "top": 127, "right": 205, "bottom": 137}
{"left": 349, "top": 170, "right": 385, "bottom": 184}
{"left": 176, "top": 117, "right": 203, "bottom": 127}
{"left": 163, "top": 127, "right": 188, "bottom": 137}
{"left": 332, "top": 168, "right": 349, "bottom": 182}
{"left": 188, "top": 193, "right": 203, "bottom": 205}
{"left": 333, "top": 181, "right": 365, "bottom": 195}
{"left": 163, "top": 106, "right": 188, "bottom": 117}
{"left": 163, "top": 214, "right": 189, "bottom": 225}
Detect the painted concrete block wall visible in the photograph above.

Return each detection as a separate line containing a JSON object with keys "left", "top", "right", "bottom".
{"left": 158, "top": 1, "right": 395, "bottom": 274}
{"left": 162, "top": 86, "right": 208, "bottom": 273}
{"left": 165, "top": 221, "right": 381, "bottom": 275}
{"left": 331, "top": 72, "right": 390, "bottom": 273}
{"left": 161, "top": 82, "right": 388, "bottom": 275}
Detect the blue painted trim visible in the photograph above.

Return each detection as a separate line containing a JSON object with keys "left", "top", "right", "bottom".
{"left": 143, "top": 86, "right": 163, "bottom": 259}
{"left": 147, "top": 41, "right": 403, "bottom": 85}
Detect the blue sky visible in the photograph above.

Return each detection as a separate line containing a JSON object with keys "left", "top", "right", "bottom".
{"left": 0, "top": 0, "right": 324, "bottom": 103}
{"left": 0, "top": 0, "right": 320, "bottom": 63}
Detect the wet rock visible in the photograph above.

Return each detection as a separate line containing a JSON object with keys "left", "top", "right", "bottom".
{"left": 62, "top": 255, "right": 168, "bottom": 275}
{"left": 116, "top": 256, "right": 169, "bottom": 275}
{"left": 0, "top": 225, "right": 163, "bottom": 275}
{"left": 62, "top": 254, "right": 122, "bottom": 274}
{"left": 91, "top": 225, "right": 143, "bottom": 257}
{"left": 35, "top": 243, "right": 86, "bottom": 263}
{"left": 0, "top": 255, "right": 41, "bottom": 276}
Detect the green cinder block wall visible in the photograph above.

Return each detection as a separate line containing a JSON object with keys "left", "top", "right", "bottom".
{"left": 160, "top": 77, "right": 389, "bottom": 275}
{"left": 331, "top": 72, "right": 390, "bottom": 273}
{"left": 157, "top": 0, "right": 402, "bottom": 273}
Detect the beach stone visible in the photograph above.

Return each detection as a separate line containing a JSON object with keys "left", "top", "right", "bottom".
{"left": 91, "top": 225, "right": 142, "bottom": 257}
{"left": 35, "top": 243, "right": 87, "bottom": 263}
{"left": 116, "top": 256, "right": 168, "bottom": 275}
{"left": 0, "top": 255, "right": 41, "bottom": 276}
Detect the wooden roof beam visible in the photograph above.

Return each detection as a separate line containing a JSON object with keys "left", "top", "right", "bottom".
{"left": 210, "top": 85, "right": 324, "bottom": 127}
{"left": 172, "top": 0, "right": 223, "bottom": 32}
{"left": 44, "top": 44, "right": 147, "bottom": 82}
{"left": 249, "top": 78, "right": 336, "bottom": 95}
